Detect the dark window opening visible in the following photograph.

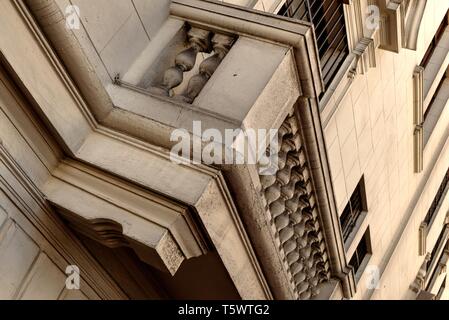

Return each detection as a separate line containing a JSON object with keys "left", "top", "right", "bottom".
{"left": 437, "top": 276, "right": 447, "bottom": 299}
{"left": 349, "top": 228, "right": 371, "bottom": 275}
{"left": 423, "top": 167, "right": 449, "bottom": 225}
{"left": 424, "top": 73, "right": 446, "bottom": 120}
{"left": 340, "top": 178, "right": 366, "bottom": 242}
{"left": 278, "top": 0, "right": 349, "bottom": 98}
{"left": 426, "top": 225, "right": 449, "bottom": 271}
{"left": 420, "top": 12, "right": 448, "bottom": 68}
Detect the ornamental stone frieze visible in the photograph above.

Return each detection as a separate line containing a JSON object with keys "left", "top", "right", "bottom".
{"left": 258, "top": 111, "right": 331, "bottom": 299}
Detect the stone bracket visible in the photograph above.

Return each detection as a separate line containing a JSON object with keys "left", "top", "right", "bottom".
{"left": 43, "top": 160, "right": 210, "bottom": 276}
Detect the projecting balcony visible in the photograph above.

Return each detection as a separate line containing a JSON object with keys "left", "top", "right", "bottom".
{"left": 74, "top": 0, "right": 327, "bottom": 144}
{"left": 21, "top": 0, "right": 355, "bottom": 300}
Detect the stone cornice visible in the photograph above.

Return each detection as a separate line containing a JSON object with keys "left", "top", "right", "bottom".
{"left": 171, "top": 0, "right": 323, "bottom": 98}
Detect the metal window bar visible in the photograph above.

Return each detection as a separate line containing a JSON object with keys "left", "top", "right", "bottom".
{"left": 349, "top": 232, "right": 368, "bottom": 273}
{"left": 278, "top": 0, "right": 349, "bottom": 98}
{"left": 340, "top": 186, "right": 363, "bottom": 241}
{"left": 424, "top": 168, "right": 449, "bottom": 225}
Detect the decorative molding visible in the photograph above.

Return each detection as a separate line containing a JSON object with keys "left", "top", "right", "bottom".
{"left": 378, "top": 0, "right": 427, "bottom": 52}
{"left": 413, "top": 66, "right": 424, "bottom": 173}
{"left": 43, "top": 160, "right": 210, "bottom": 276}
{"left": 414, "top": 125, "right": 424, "bottom": 173}
{"left": 379, "top": 0, "right": 403, "bottom": 53}
{"left": 410, "top": 253, "right": 431, "bottom": 293}
{"left": 170, "top": 0, "right": 323, "bottom": 98}
{"left": 413, "top": 66, "right": 424, "bottom": 126}
{"left": 403, "top": 0, "right": 427, "bottom": 50}
{"left": 258, "top": 110, "right": 331, "bottom": 299}
{"left": 343, "top": 0, "right": 364, "bottom": 52}
{"left": 353, "top": 38, "right": 377, "bottom": 74}
{"left": 419, "top": 221, "right": 427, "bottom": 256}
{"left": 58, "top": 211, "right": 185, "bottom": 275}
{"left": 11, "top": 0, "right": 351, "bottom": 300}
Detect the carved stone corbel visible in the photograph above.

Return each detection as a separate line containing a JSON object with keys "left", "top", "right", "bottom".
{"left": 57, "top": 210, "right": 185, "bottom": 275}
{"left": 43, "top": 160, "right": 210, "bottom": 276}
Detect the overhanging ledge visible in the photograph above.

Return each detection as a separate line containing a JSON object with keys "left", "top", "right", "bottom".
{"left": 170, "top": 0, "right": 324, "bottom": 98}
{"left": 43, "top": 160, "right": 210, "bottom": 276}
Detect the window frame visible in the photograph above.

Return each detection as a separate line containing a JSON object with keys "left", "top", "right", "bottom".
{"left": 339, "top": 177, "right": 368, "bottom": 245}
{"left": 348, "top": 227, "right": 372, "bottom": 282}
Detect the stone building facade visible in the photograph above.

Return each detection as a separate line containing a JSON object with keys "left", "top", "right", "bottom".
{"left": 0, "top": 0, "right": 448, "bottom": 300}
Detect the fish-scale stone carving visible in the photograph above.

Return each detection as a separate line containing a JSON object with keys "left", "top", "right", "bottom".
{"left": 259, "top": 111, "right": 331, "bottom": 299}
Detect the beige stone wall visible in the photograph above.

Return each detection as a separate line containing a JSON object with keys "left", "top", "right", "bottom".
{"left": 0, "top": 194, "right": 89, "bottom": 300}
{"left": 323, "top": 0, "right": 449, "bottom": 299}
{"left": 0, "top": 60, "right": 126, "bottom": 300}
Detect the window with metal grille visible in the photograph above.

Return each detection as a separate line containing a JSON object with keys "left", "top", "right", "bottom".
{"left": 349, "top": 228, "right": 371, "bottom": 274}
{"left": 424, "top": 167, "right": 449, "bottom": 225}
{"left": 278, "top": 0, "right": 349, "bottom": 98}
{"left": 340, "top": 179, "right": 366, "bottom": 242}
{"left": 426, "top": 225, "right": 448, "bottom": 271}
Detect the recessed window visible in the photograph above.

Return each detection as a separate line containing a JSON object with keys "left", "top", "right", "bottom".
{"left": 420, "top": 11, "right": 448, "bottom": 68}
{"left": 423, "top": 167, "right": 449, "bottom": 226}
{"left": 349, "top": 228, "right": 371, "bottom": 275}
{"left": 340, "top": 178, "right": 367, "bottom": 242}
{"left": 436, "top": 276, "right": 447, "bottom": 300}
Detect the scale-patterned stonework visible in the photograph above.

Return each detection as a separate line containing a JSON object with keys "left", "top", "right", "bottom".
{"left": 259, "top": 111, "right": 331, "bottom": 299}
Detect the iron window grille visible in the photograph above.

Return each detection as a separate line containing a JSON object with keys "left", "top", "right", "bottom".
{"left": 424, "top": 167, "right": 449, "bottom": 225}
{"left": 340, "top": 180, "right": 365, "bottom": 242}
{"left": 349, "top": 228, "right": 371, "bottom": 274}
{"left": 278, "top": 0, "right": 349, "bottom": 98}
